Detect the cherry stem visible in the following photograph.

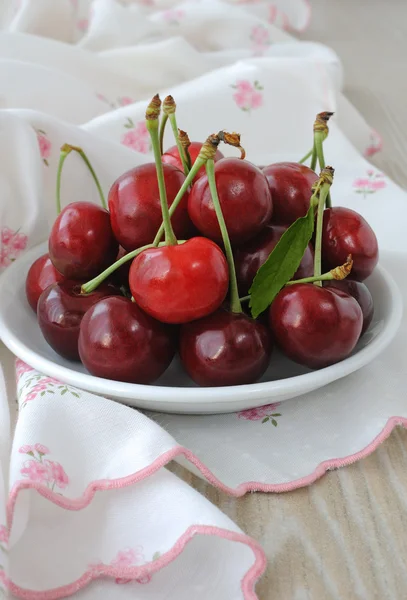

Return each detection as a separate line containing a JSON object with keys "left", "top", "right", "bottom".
{"left": 56, "top": 144, "right": 107, "bottom": 214}
{"left": 146, "top": 106, "right": 177, "bottom": 247}
{"left": 298, "top": 148, "right": 313, "bottom": 165}
{"left": 206, "top": 159, "right": 241, "bottom": 314}
{"left": 169, "top": 114, "right": 189, "bottom": 176}
{"left": 313, "top": 181, "right": 331, "bottom": 287}
{"left": 314, "top": 131, "right": 332, "bottom": 208}
{"left": 310, "top": 142, "right": 317, "bottom": 171}
{"left": 159, "top": 113, "right": 168, "bottom": 155}
{"left": 81, "top": 240, "right": 188, "bottom": 293}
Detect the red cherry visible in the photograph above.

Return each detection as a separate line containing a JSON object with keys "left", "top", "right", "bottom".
{"left": 129, "top": 237, "right": 229, "bottom": 324}
{"left": 188, "top": 158, "right": 273, "bottom": 246}
{"left": 108, "top": 163, "right": 192, "bottom": 252}
{"left": 235, "top": 224, "right": 314, "bottom": 295}
{"left": 324, "top": 279, "right": 374, "bottom": 335}
{"left": 25, "top": 253, "right": 64, "bottom": 313}
{"left": 269, "top": 283, "right": 363, "bottom": 369}
{"left": 322, "top": 207, "right": 378, "bottom": 281}
{"left": 48, "top": 202, "right": 118, "bottom": 280}
{"left": 262, "top": 162, "right": 318, "bottom": 225}
{"left": 162, "top": 141, "right": 224, "bottom": 181}
{"left": 79, "top": 296, "right": 176, "bottom": 383}
{"left": 37, "top": 280, "right": 118, "bottom": 361}
{"left": 180, "top": 309, "right": 272, "bottom": 386}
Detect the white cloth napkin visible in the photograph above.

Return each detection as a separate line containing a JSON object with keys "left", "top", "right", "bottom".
{"left": 0, "top": 0, "right": 406, "bottom": 598}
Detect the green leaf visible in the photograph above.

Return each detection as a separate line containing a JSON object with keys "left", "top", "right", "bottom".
{"left": 249, "top": 204, "right": 315, "bottom": 318}
{"left": 40, "top": 391, "right": 45, "bottom": 396}
{"left": 271, "top": 413, "right": 281, "bottom": 417}
{"left": 71, "top": 392, "right": 80, "bottom": 398}
{"left": 48, "top": 390, "right": 54, "bottom": 394}
{"left": 271, "top": 419, "right": 278, "bottom": 427}
{"left": 262, "top": 417, "right": 269, "bottom": 423}
{"left": 61, "top": 389, "right": 67, "bottom": 396}
{"left": 152, "top": 551, "right": 161, "bottom": 561}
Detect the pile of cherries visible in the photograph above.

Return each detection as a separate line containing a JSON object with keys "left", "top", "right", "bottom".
{"left": 26, "top": 97, "right": 378, "bottom": 387}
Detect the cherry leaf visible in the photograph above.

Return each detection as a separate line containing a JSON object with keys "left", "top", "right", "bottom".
{"left": 249, "top": 204, "right": 315, "bottom": 318}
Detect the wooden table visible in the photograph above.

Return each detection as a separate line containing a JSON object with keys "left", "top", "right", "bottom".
{"left": 172, "top": 2, "right": 407, "bottom": 598}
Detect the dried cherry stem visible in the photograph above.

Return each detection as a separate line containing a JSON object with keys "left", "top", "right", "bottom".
{"left": 146, "top": 94, "right": 177, "bottom": 246}
{"left": 163, "top": 96, "right": 189, "bottom": 176}
{"left": 179, "top": 129, "right": 192, "bottom": 171}
{"left": 56, "top": 144, "right": 106, "bottom": 214}
{"left": 313, "top": 111, "right": 334, "bottom": 207}
{"left": 287, "top": 256, "right": 353, "bottom": 285}
{"left": 152, "top": 130, "right": 245, "bottom": 246}
{"left": 206, "top": 159, "right": 241, "bottom": 313}
{"left": 313, "top": 166, "right": 334, "bottom": 286}
{"left": 81, "top": 240, "right": 188, "bottom": 293}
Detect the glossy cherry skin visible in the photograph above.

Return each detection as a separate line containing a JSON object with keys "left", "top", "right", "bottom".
{"left": 49, "top": 201, "right": 118, "bottom": 280}
{"left": 324, "top": 279, "right": 374, "bottom": 335}
{"left": 25, "top": 253, "right": 64, "bottom": 313}
{"left": 37, "top": 280, "right": 118, "bottom": 361}
{"left": 179, "top": 309, "right": 272, "bottom": 386}
{"left": 321, "top": 207, "right": 379, "bottom": 281}
{"left": 262, "top": 162, "right": 318, "bottom": 225}
{"left": 162, "top": 141, "right": 224, "bottom": 181}
{"left": 188, "top": 158, "right": 273, "bottom": 246}
{"left": 79, "top": 296, "right": 176, "bottom": 384}
{"left": 235, "top": 224, "right": 314, "bottom": 295}
{"left": 269, "top": 283, "right": 363, "bottom": 369}
{"left": 129, "top": 237, "right": 229, "bottom": 324}
{"left": 108, "top": 163, "right": 192, "bottom": 252}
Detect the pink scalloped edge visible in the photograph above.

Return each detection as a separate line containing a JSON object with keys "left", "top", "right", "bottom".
{"left": 6, "top": 525, "right": 265, "bottom": 600}
{"left": 6, "top": 417, "right": 406, "bottom": 598}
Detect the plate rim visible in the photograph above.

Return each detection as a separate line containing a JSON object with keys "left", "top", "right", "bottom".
{"left": 0, "top": 242, "right": 403, "bottom": 407}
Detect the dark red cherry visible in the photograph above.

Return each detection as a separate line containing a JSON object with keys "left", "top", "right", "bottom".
{"left": 79, "top": 296, "right": 176, "bottom": 384}
{"left": 37, "top": 280, "right": 118, "bottom": 361}
{"left": 324, "top": 279, "right": 374, "bottom": 335}
{"left": 129, "top": 237, "right": 229, "bottom": 324}
{"left": 108, "top": 163, "right": 192, "bottom": 252}
{"left": 188, "top": 158, "right": 273, "bottom": 246}
{"left": 162, "top": 141, "right": 224, "bottom": 181}
{"left": 322, "top": 207, "right": 378, "bottom": 281}
{"left": 235, "top": 224, "right": 314, "bottom": 295}
{"left": 25, "top": 253, "right": 64, "bottom": 313}
{"left": 48, "top": 201, "right": 118, "bottom": 280}
{"left": 179, "top": 309, "right": 272, "bottom": 386}
{"left": 262, "top": 162, "right": 318, "bottom": 225}
{"left": 269, "top": 283, "right": 363, "bottom": 369}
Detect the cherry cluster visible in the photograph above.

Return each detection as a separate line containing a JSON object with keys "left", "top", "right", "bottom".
{"left": 26, "top": 98, "right": 378, "bottom": 387}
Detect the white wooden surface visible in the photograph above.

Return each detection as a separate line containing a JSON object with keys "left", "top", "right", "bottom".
{"left": 172, "top": 2, "right": 407, "bottom": 598}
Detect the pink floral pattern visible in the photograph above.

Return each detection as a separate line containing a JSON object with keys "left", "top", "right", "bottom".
{"left": 17, "top": 370, "right": 81, "bottom": 409}
{"left": 250, "top": 24, "right": 271, "bottom": 55}
{"left": 121, "top": 118, "right": 151, "bottom": 153}
{"left": 353, "top": 170, "right": 386, "bottom": 197}
{"left": 231, "top": 80, "right": 264, "bottom": 112}
{"left": 89, "top": 548, "right": 160, "bottom": 585}
{"left": 96, "top": 93, "right": 135, "bottom": 110}
{"left": 268, "top": 4, "right": 277, "bottom": 23}
{"left": 0, "top": 226, "right": 28, "bottom": 268}
{"left": 77, "top": 18, "right": 89, "bottom": 31}
{"left": 237, "top": 402, "right": 282, "bottom": 426}
{"left": 19, "top": 445, "right": 69, "bottom": 491}
{"left": 15, "top": 359, "right": 34, "bottom": 379}
{"left": 364, "top": 129, "right": 382, "bottom": 157}
{"left": 162, "top": 9, "right": 184, "bottom": 25}
{"left": 34, "top": 128, "right": 51, "bottom": 166}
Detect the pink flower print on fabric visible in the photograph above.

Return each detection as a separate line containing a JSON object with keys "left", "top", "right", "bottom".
{"left": 353, "top": 170, "right": 387, "bottom": 197}
{"left": 45, "top": 460, "right": 69, "bottom": 490}
{"left": 34, "top": 444, "right": 49, "bottom": 455}
{"left": 19, "top": 445, "right": 34, "bottom": 454}
{"left": 34, "top": 128, "right": 51, "bottom": 166}
{"left": 237, "top": 402, "right": 282, "bottom": 426}
{"left": 162, "top": 9, "right": 185, "bottom": 25}
{"left": 118, "top": 96, "right": 134, "bottom": 107}
{"left": 364, "top": 129, "right": 383, "bottom": 157}
{"left": 231, "top": 80, "right": 264, "bottom": 113}
{"left": 15, "top": 360, "right": 34, "bottom": 379}
{"left": 0, "top": 227, "right": 28, "bottom": 268}
{"left": 19, "top": 445, "right": 69, "bottom": 491}
{"left": 20, "top": 460, "right": 50, "bottom": 484}
{"left": 77, "top": 18, "right": 89, "bottom": 31}
{"left": 121, "top": 118, "right": 151, "bottom": 154}
{"left": 250, "top": 24, "right": 271, "bottom": 55}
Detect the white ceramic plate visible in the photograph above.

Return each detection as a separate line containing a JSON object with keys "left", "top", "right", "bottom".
{"left": 0, "top": 242, "right": 403, "bottom": 414}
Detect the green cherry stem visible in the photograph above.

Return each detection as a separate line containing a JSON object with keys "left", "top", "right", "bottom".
{"left": 61, "top": 144, "right": 107, "bottom": 211}
{"left": 163, "top": 96, "right": 189, "bottom": 176}
{"left": 286, "top": 257, "right": 352, "bottom": 285}
{"left": 310, "top": 142, "right": 317, "bottom": 171}
{"left": 298, "top": 147, "right": 313, "bottom": 165}
{"left": 206, "top": 159, "right": 242, "bottom": 313}
{"left": 159, "top": 113, "right": 168, "bottom": 155}
{"left": 146, "top": 95, "right": 177, "bottom": 246}
{"left": 55, "top": 146, "right": 71, "bottom": 214}
{"left": 313, "top": 167, "right": 334, "bottom": 286}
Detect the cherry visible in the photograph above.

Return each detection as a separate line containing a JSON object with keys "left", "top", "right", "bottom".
{"left": 324, "top": 279, "right": 374, "bottom": 335}
{"left": 180, "top": 308, "right": 272, "bottom": 386}
{"left": 37, "top": 280, "right": 118, "bottom": 361}
{"left": 262, "top": 162, "right": 318, "bottom": 225}
{"left": 321, "top": 207, "right": 378, "bottom": 281}
{"left": 162, "top": 141, "right": 224, "bottom": 181}
{"left": 108, "top": 163, "right": 192, "bottom": 252}
{"left": 129, "top": 237, "right": 229, "bottom": 324}
{"left": 269, "top": 283, "right": 363, "bottom": 369}
{"left": 188, "top": 158, "right": 273, "bottom": 246}
{"left": 25, "top": 253, "right": 64, "bottom": 313}
{"left": 79, "top": 296, "right": 176, "bottom": 383}
{"left": 48, "top": 201, "right": 118, "bottom": 280}
{"left": 235, "top": 224, "right": 314, "bottom": 295}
